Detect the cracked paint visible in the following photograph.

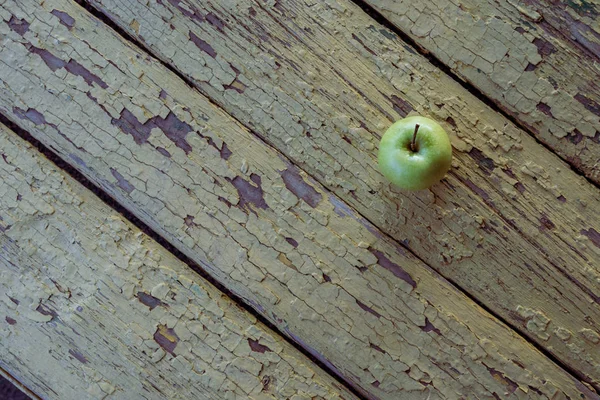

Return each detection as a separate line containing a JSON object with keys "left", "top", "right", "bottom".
{"left": 0, "top": 123, "right": 354, "bottom": 399}
{"left": 1, "top": 0, "right": 599, "bottom": 398}
{"left": 76, "top": 0, "right": 600, "bottom": 388}
{"left": 369, "top": 0, "right": 600, "bottom": 184}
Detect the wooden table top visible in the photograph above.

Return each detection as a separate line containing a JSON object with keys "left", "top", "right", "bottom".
{"left": 0, "top": 0, "right": 599, "bottom": 398}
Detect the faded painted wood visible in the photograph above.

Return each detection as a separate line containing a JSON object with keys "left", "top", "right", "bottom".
{"left": 82, "top": 0, "right": 600, "bottom": 388}
{"left": 0, "top": 1, "right": 598, "bottom": 399}
{"left": 366, "top": 0, "right": 600, "bottom": 184}
{"left": 0, "top": 123, "right": 356, "bottom": 400}
{"left": 0, "top": 366, "right": 39, "bottom": 400}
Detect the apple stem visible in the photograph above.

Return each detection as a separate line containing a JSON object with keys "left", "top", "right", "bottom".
{"left": 411, "top": 124, "right": 420, "bottom": 152}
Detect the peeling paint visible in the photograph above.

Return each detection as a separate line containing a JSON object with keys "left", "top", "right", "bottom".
{"left": 7, "top": 16, "right": 29, "bottom": 35}
{"left": 64, "top": 59, "right": 108, "bottom": 89}
{"left": 280, "top": 168, "right": 322, "bottom": 208}
{"left": 285, "top": 237, "right": 298, "bottom": 248}
{"left": 581, "top": 228, "right": 600, "bottom": 249}
{"left": 532, "top": 37, "right": 557, "bottom": 57}
{"left": 51, "top": 9, "right": 75, "bottom": 29}
{"left": 154, "top": 112, "right": 193, "bottom": 154}
{"left": 154, "top": 324, "right": 179, "bottom": 355}
{"left": 369, "top": 0, "right": 600, "bottom": 184}
{"left": 574, "top": 93, "right": 600, "bottom": 117}
{"left": 369, "top": 248, "right": 416, "bottom": 289}
{"left": 110, "top": 168, "right": 135, "bottom": 194}
{"left": 390, "top": 94, "right": 414, "bottom": 117}
{"left": 355, "top": 299, "right": 382, "bottom": 318}
{"left": 0, "top": 120, "right": 353, "bottom": 399}
{"left": 420, "top": 318, "right": 441, "bottom": 335}
{"left": 68, "top": 349, "right": 88, "bottom": 364}
{"left": 229, "top": 174, "right": 268, "bottom": 212}
{"left": 468, "top": 148, "right": 496, "bottom": 175}
{"left": 111, "top": 109, "right": 153, "bottom": 145}
{"left": 189, "top": 32, "right": 217, "bottom": 58}
{"left": 112, "top": 110, "right": 193, "bottom": 153}
{"left": 248, "top": 338, "right": 272, "bottom": 353}
{"left": 486, "top": 365, "right": 518, "bottom": 394}
{"left": 137, "top": 292, "right": 165, "bottom": 310}
{"left": 206, "top": 13, "right": 225, "bottom": 32}
{"left": 35, "top": 304, "right": 58, "bottom": 321}
{"left": 13, "top": 107, "right": 47, "bottom": 125}
{"left": 3, "top": 0, "right": 599, "bottom": 397}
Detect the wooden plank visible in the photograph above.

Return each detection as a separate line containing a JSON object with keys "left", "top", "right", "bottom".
{"left": 0, "top": 123, "right": 355, "bottom": 400}
{"left": 79, "top": 0, "right": 600, "bottom": 388}
{"left": 364, "top": 0, "right": 600, "bottom": 183}
{"left": 0, "top": 366, "right": 40, "bottom": 400}
{"left": 526, "top": 0, "right": 600, "bottom": 59}
{"left": 0, "top": 0, "right": 597, "bottom": 398}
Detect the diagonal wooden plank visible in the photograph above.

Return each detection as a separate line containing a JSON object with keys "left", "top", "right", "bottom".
{"left": 0, "top": 0, "right": 598, "bottom": 398}
{"left": 0, "top": 122, "right": 356, "bottom": 400}
{"left": 0, "top": 367, "right": 38, "bottom": 400}
{"left": 526, "top": 0, "right": 600, "bottom": 59}
{"left": 79, "top": 0, "right": 600, "bottom": 388}
{"left": 362, "top": 0, "right": 600, "bottom": 184}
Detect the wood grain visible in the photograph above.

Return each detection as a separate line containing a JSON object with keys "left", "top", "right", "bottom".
{"left": 80, "top": 0, "right": 600, "bottom": 388}
{"left": 365, "top": 0, "right": 600, "bottom": 183}
{"left": 0, "top": 123, "right": 355, "bottom": 400}
{"left": 0, "top": 0, "right": 598, "bottom": 398}
{"left": 0, "top": 366, "right": 38, "bottom": 400}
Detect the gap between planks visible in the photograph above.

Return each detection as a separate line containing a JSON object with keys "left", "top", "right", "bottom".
{"left": 348, "top": 0, "right": 600, "bottom": 192}
{"left": 18, "top": 0, "right": 599, "bottom": 394}
{"left": 0, "top": 115, "right": 369, "bottom": 400}
{"left": 0, "top": 364, "right": 40, "bottom": 400}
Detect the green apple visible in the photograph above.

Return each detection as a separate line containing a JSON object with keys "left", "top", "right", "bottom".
{"left": 378, "top": 116, "right": 452, "bottom": 190}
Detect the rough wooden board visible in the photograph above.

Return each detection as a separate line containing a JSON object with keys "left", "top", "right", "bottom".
{"left": 525, "top": 0, "right": 600, "bottom": 59}
{"left": 0, "top": 0, "right": 598, "bottom": 399}
{"left": 0, "top": 124, "right": 356, "bottom": 400}
{"left": 365, "top": 0, "right": 600, "bottom": 183}
{"left": 2, "top": 1, "right": 591, "bottom": 397}
{"left": 0, "top": 366, "right": 37, "bottom": 400}
{"left": 80, "top": 0, "right": 600, "bottom": 387}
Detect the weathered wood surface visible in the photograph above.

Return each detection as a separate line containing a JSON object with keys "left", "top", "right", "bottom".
{"left": 366, "top": 0, "right": 600, "bottom": 183}
{"left": 0, "top": 123, "right": 355, "bottom": 400}
{"left": 83, "top": 0, "right": 600, "bottom": 388}
{"left": 1, "top": 1, "right": 598, "bottom": 399}
{"left": 0, "top": 366, "right": 39, "bottom": 400}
